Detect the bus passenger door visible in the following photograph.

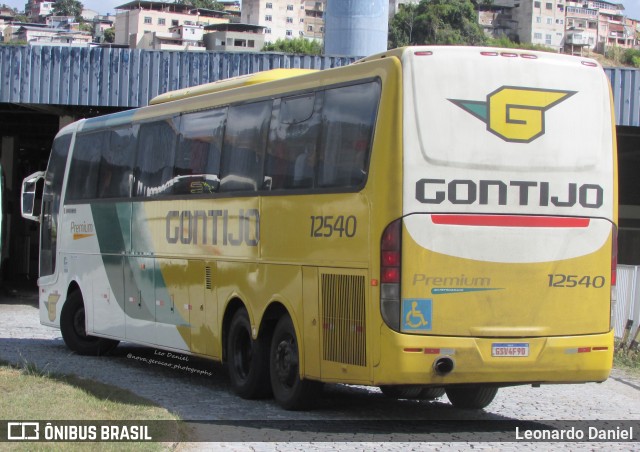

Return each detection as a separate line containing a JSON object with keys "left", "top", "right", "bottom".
{"left": 123, "top": 256, "right": 156, "bottom": 345}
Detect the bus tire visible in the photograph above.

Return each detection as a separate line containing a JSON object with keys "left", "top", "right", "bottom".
{"left": 417, "top": 387, "right": 446, "bottom": 400}
{"left": 60, "top": 291, "right": 119, "bottom": 356}
{"left": 226, "top": 308, "right": 271, "bottom": 399}
{"left": 270, "top": 315, "right": 320, "bottom": 410}
{"left": 379, "top": 385, "right": 423, "bottom": 399}
{"left": 445, "top": 385, "right": 498, "bottom": 409}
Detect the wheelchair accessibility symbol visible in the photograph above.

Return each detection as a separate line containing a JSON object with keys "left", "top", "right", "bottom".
{"left": 402, "top": 299, "right": 432, "bottom": 332}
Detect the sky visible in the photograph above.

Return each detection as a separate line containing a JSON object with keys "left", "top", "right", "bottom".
{"left": 1, "top": 0, "right": 639, "bottom": 21}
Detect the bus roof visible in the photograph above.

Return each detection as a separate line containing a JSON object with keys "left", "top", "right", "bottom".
{"left": 149, "top": 68, "right": 318, "bottom": 105}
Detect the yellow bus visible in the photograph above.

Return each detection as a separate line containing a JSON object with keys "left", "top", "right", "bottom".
{"left": 21, "top": 46, "right": 617, "bottom": 410}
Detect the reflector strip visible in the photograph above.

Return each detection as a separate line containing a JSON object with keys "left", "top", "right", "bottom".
{"left": 592, "top": 346, "right": 609, "bottom": 351}
{"left": 403, "top": 348, "right": 423, "bottom": 353}
{"left": 431, "top": 215, "right": 590, "bottom": 228}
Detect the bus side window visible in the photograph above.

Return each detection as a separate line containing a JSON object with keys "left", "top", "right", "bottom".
{"left": 67, "top": 131, "right": 106, "bottom": 200}
{"left": 98, "top": 126, "right": 136, "bottom": 198}
{"left": 135, "top": 118, "right": 179, "bottom": 197}
{"left": 219, "top": 101, "right": 271, "bottom": 193}
{"left": 266, "top": 92, "right": 322, "bottom": 190}
{"left": 174, "top": 107, "right": 226, "bottom": 195}
{"left": 318, "top": 81, "right": 380, "bottom": 189}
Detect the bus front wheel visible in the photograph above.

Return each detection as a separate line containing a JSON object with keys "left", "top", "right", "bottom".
{"left": 445, "top": 385, "right": 498, "bottom": 409}
{"left": 226, "top": 308, "right": 271, "bottom": 399}
{"left": 60, "top": 291, "right": 119, "bottom": 356}
{"left": 269, "top": 315, "right": 321, "bottom": 410}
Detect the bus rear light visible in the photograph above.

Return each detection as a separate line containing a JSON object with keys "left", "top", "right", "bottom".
{"left": 500, "top": 52, "right": 518, "bottom": 58}
{"left": 381, "top": 219, "right": 402, "bottom": 331}
{"left": 415, "top": 51, "right": 433, "bottom": 56}
{"left": 581, "top": 61, "right": 598, "bottom": 67}
{"left": 382, "top": 268, "right": 400, "bottom": 284}
{"left": 481, "top": 51, "right": 498, "bottom": 56}
{"left": 382, "top": 250, "right": 401, "bottom": 267}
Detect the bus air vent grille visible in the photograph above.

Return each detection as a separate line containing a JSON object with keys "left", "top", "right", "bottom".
{"left": 321, "top": 273, "right": 366, "bottom": 367}
{"left": 205, "top": 266, "right": 212, "bottom": 290}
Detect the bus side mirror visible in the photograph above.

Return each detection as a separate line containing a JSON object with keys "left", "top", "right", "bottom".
{"left": 21, "top": 171, "right": 45, "bottom": 222}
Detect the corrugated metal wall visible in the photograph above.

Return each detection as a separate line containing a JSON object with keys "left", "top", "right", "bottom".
{"left": 615, "top": 265, "right": 640, "bottom": 340}
{"left": 1, "top": 46, "right": 640, "bottom": 126}
{"left": 0, "top": 46, "right": 356, "bottom": 108}
{"left": 605, "top": 67, "right": 640, "bottom": 127}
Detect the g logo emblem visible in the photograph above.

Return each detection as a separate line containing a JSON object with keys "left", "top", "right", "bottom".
{"left": 450, "top": 87, "right": 576, "bottom": 143}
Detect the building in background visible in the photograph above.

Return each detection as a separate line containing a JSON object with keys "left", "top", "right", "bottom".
{"left": 203, "top": 22, "right": 265, "bottom": 51}
{"left": 324, "top": 0, "right": 389, "bottom": 56}
{"left": 25, "top": 0, "right": 54, "bottom": 23}
{"left": 303, "top": 1, "right": 324, "bottom": 42}
{"left": 241, "top": 0, "right": 305, "bottom": 43}
{"left": 477, "top": 0, "right": 519, "bottom": 41}
{"left": 114, "top": 1, "right": 228, "bottom": 49}
{"left": 511, "top": 0, "right": 566, "bottom": 51}
{"left": 388, "top": 0, "right": 418, "bottom": 18}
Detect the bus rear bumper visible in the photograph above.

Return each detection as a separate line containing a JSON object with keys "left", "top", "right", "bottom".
{"left": 373, "top": 329, "right": 614, "bottom": 386}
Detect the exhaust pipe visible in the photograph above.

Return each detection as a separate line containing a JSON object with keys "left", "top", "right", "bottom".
{"left": 433, "top": 356, "right": 455, "bottom": 376}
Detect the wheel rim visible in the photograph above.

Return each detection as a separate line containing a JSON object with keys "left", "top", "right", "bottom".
{"left": 232, "top": 328, "right": 252, "bottom": 381}
{"left": 72, "top": 307, "right": 87, "bottom": 337}
{"left": 274, "top": 334, "right": 298, "bottom": 389}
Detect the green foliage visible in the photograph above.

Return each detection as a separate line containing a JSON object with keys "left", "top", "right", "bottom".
{"left": 53, "top": 0, "right": 83, "bottom": 20}
{"left": 263, "top": 37, "right": 323, "bottom": 55}
{"left": 604, "top": 45, "right": 625, "bottom": 65}
{"left": 614, "top": 341, "right": 640, "bottom": 373}
{"left": 487, "top": 35, "right": 556, "bottom": 53}
{"left": 621, "top": 48, "right": 640, "bottom": 68}
{"left": 389, "top": 0, "right": 487, "bottom": 48}
{"left": 104, "top": 27, "right": 115, "bottom": 43}
{"left": 176, "top": 0, "right": 224, "bottom": 10}
{"left": 0, "top": 40, "right": 27, "bottom": 46}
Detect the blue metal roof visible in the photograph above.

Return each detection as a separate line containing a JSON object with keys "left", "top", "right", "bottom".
{"left": 1, "top": 45, "right": 639, "bottom": 127}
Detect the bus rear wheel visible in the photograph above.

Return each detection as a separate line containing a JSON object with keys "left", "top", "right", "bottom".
{"left": 445, "top": 385, "right": 498, "bottom": 409}
{"left": 270, "top": 315, "right": 320, "bottom": 410}
{"left": 226, "top": 308, "right": 271, "bottom": 399}
{"left": 60, "top": 291, "right": 119, "bottom": 356}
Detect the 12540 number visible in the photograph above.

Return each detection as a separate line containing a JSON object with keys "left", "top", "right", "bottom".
{"left": 547, "top": 274, "right": 606, "bottom": 288}
{"left": 310, "top": 215, "right": 357, "bottom": 238}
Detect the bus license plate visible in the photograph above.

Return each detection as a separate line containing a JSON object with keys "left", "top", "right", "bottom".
{"left": 492, "top": 343, "right": 529, "bottom": 357}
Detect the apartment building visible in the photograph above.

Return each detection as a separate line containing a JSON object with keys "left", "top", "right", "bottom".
{"left": 114, "top": 1, "right": 228, "bottom": 49}
{"left": 203, "top": 23, "right": 265, "bottom": 51}
{"left": 25, "top": 0, "right": 54, "bottom": 23}
{"left": 241, "top": 0, "right": 326, "bottom": 44}
{"left": 512, "top": 0, "right": 567, "bottom": 51}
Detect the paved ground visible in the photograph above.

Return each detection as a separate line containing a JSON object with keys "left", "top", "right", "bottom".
{"left": 0, "top": 287, "right": 638, "bottom": 451}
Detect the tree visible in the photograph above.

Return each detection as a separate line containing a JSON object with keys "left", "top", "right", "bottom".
{"left": 103, "top": 27, "right": 115, "bottom": 43}
{"left": 389, "top": 3, "right": 420, "bottom": 47}
{"left": 262, "top": 37, "right": 323, "bottom": 55}
{"left": 176, "top": 0, "right": 224, "bottom": 10}
{"left": 389, "top": 0, "right": 487, "bottom": 48}
{"left": 52, "top": 0, "right": 83, "bottom": 20}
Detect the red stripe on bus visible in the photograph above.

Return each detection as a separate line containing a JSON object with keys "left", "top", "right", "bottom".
{"left": 430, "top": 215, "right": 590, "bottom": 228}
